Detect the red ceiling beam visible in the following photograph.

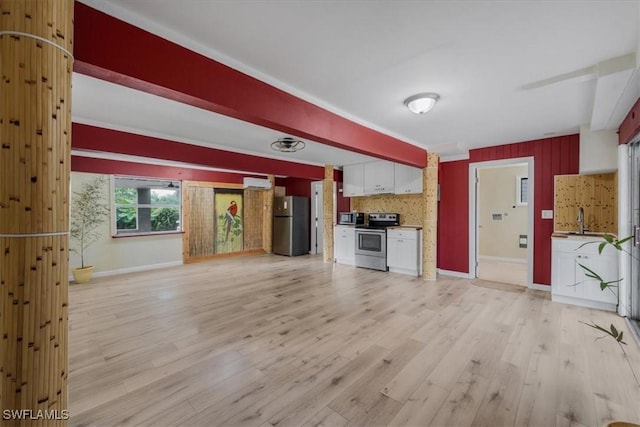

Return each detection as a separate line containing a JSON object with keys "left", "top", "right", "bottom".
{"left": 72, "top": 123, "right": 325, "bottom": 180}
{"left": 73, "top": 2, "right": 427, "bottom": 168}
{"left": 71, "top": 156, "right": 247, "bottom": 184}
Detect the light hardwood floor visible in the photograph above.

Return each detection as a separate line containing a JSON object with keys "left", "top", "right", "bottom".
{"left": 69, "top": 254, "right": 640, "bottom": 427}
{"left": 477, "top": 259, "right": 527, "bottom": 287}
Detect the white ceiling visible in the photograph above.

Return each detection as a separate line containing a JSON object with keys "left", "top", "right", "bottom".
{"left": 74, "top": 0, "right": 640, "bottom": 168}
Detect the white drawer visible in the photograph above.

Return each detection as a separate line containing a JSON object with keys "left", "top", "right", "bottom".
{"left": 552, "top": 237, "right": 618, "bottom": 256}
{"left": 387, "top": 229, "right": 418, "bottom": 240}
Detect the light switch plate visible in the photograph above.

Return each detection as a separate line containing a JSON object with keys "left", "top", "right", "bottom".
{"left": 541, "top": 210, "right": 553, "bottom": 219}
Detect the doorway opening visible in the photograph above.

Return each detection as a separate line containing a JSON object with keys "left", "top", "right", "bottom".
{"left": 309, "top": 180, "right": 336, "bottom": 255}
{"left": 469, "top": 157, "right": 534, "bottom": 287}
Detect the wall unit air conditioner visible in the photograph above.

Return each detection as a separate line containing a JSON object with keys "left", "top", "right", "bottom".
{"left": 243, "top": 177, "right": 272, "bottom": 189}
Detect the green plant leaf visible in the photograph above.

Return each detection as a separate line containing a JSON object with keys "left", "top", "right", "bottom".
{"left": 580, "top": 321, "right": 627, "bottom": 345}
{"left": 577, "top": 241, "right": 596, "bottom": 250}
{"left": 578, "top": 263, "right": 601, "bottom": 280}
{"left": 598, "top": 241, "right": 606, "bottom": 254}
{"left": 614, "top": 235, "right": 633, "bottom": 250}
{"left": 578, "top": 263, "right": 622, "bottom": 290}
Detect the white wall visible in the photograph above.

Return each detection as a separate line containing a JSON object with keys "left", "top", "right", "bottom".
{"left": 579, "top": 126, "right": 618, "bottom": 174}
{"left": 69, "top": 172, "right": 183, "bottom": 278}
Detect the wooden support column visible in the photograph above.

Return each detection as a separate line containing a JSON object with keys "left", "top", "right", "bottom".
{"left": 322, "top": 166, "right": 334, "bottom": 262}
{"left": 422, "top": 153, "right": 439, "bottom": 280}
{"left": 263, "top": 174, "right": 275, "bottom": 253}
{"left": 0, "top": 0, "right": 74, "bottom": 422}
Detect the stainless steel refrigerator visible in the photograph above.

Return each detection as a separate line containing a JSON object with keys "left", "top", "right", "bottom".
{"left": 273, "top": 196, "right": 309, "bottom": 256}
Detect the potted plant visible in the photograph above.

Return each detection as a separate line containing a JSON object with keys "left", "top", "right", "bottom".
{"left": 70, "top": 176, "right": 110, "bottom": 283}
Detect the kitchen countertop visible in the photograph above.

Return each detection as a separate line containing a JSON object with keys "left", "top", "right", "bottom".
{"left": 551, "top": 231, "right": 617, "bottom": 240}
{"left": 388, "top": 225, "right": 423, "bottom": 230}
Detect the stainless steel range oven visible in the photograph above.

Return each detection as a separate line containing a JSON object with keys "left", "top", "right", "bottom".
{"left": 354, "top": 213, "right": 399, "bottom": 271}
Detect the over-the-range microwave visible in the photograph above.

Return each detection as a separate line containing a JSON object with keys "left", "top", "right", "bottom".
{"left": 338, "top": 212, "right": 365, "bottom": 225}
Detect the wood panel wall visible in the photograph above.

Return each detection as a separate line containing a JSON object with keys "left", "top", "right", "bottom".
{"left": 182, "top": 181, "right": 268, "bottom": 263}
{"left": 243, "top": 189, "right": 264, "bottom": 250}
{"left": 0, "top": 0, "right": 74, "bottom": 420}
{"left": 187, "top": 186, "right": 215, "bottom": 258}
{"left": 554, "top": 173, "right": 617, "bottom": 233}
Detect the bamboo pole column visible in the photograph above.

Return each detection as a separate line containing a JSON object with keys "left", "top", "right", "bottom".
{"left": 0, "top": 1, "right": 74, "bottom": 423}
{"left": 422, "top": 153, "right": 439, "bottom": 280}
{"left": 322, "top": 166, "right": 334, "bottom": 262}
{"left": 263, "top": 174, "right": 275, "bottom": 253}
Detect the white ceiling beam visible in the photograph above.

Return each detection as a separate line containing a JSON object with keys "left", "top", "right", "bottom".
{"left": 590, "top": 52, "right": 637, "bottom": 131}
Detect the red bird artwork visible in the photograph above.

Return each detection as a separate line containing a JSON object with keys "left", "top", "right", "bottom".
{"left": 225, "top": 200, "right": 238, "bottom": 241}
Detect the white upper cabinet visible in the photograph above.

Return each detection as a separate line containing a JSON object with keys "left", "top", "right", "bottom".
{"left": 394, "top": 164, "right": 423, "bottom": 194}
{"left": 343, "top": 164, "right": 364, "bottom": 197}
{"left": 363, "top": 160, "right": 395, "bottom": 194}
{"left": 342, "top": 160, "right": 423, "bottom": 197}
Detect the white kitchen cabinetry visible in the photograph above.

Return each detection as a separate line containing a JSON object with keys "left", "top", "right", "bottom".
{"left": 551, "top": 236, "right": 618, "bottom": 311}
{"left": 394, "top": 164, "right": 423, "bottom": 194}
{"left": 334, "top": 225, "right": 355, "bottom": 265}
{"left": 364, "top": 160, "right": 395, "bottom": 194}
{"left": 343, "top": 164, "right": 365, "bottom": 197}
{"left": 387, "top": 228, "right": 422, "bottom": 276}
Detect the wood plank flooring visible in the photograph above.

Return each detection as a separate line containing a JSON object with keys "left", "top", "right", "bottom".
{"left": 68, "top": 254, "right": 640, "bottom": 427}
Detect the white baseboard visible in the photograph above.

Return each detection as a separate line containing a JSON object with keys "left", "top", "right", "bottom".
{"left": 551, "top": 293, "right": 617, "bottom": 312}
{"left": 530, "top": 283, "right": 551, "bottom": 292}
{"left": 69, "top": 260, "right": 183, "bottom": 282}
{"left": 437, "top": 268, "right": 471, "bottom": 279}
{"left": 478, "top": 255, "right": 527, "bottom": 264}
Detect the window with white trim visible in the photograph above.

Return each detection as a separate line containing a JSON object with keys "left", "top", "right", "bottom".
{"left": 113, "top": 177, "right": 181, "bottom": 235}
{"left": 516, "top": 175, "right": 528, "bottom": 206}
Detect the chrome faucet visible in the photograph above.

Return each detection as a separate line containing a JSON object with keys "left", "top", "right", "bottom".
{"left": 577, "top": 207, "right": 585, "bottom": 234}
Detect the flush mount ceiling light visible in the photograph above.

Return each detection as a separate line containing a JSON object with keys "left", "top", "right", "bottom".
{"left": 404, "top": 93, "right": 440, "bottom": 114}
{"left": 271, "top": 136, "right": 306, "bottom": 153}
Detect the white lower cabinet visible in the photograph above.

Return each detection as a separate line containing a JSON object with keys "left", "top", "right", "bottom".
{"left": 334, "top": 225, "right": 355, "bottom": 265}
{"left": 551, "top": 237, "right": 618, "bottom": 311}
{"left": 387, "top": 228, "right": 422, "bottom": 276}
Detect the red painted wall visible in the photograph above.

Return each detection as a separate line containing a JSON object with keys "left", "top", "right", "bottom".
{"left": 276, "top": 177, "right": 313, "bottom": 198}
{"left": 276, "top": 175, "right": 350, "bottom": 213}
{"left": 437, "top": 160, "right": 469, "bottom": 273}
{"left": 619, "top": 97, "right": 640, "bottom": 144}
{"left": 437, "top": 134, "right": 580, "bottom": 285}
